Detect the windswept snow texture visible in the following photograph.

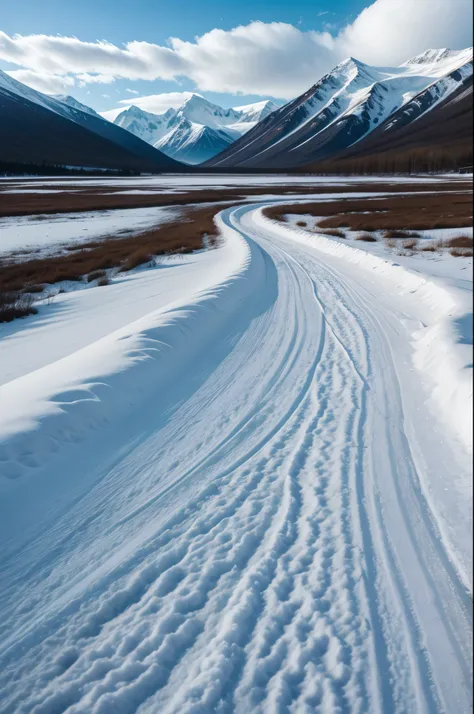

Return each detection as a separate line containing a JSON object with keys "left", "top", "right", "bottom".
{"left": 0, "top": 189, "right": 472, "bottom": 714}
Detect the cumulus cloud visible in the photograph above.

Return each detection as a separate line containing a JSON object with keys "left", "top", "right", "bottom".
{"left": 76, "top": 73, "right": 116, "bottom": 86}
{"left": 5, "top": 69, "right": 75, "bottom": 94}
{"left": 169, "top": 23, "right": 335, "bottom": 97}
{"left": 0, "top": 0, "right": 471, "bottom": 100}
{"left": 100, "top": 91, "right": 196, "bottom": 121}
{"left": 339, "top": 0, "right": 473, "bottom": 65}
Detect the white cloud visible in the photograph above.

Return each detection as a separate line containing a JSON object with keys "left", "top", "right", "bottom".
{"left": 100, "top": 107, "right": 126, "bottom": 121}
{"left": 168, "top": 23, "right": 335, "bottom": 97}
{"left": 338, "top": 0, "right": 473, "bottom": 65}
{"left": 76, "top": 73, "right": 116, "bottom": 86}
{"left": 119, "top": 90, "right": 196, "bottom": 111}
{"left": 125, "top": 88, "right": 139, "bottom": 94}
{"left": 100, "top": 91, "right": 196, "bottom": 121}
{"left": 5, "top": 69, "right": 75, "bottom": 94}
{"left": 0, "top": 0, "right": 472, "bottom": 100}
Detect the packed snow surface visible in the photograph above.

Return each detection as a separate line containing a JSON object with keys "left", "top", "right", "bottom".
{"left": 0, "top": 191, "right": 472, "bottom": 714}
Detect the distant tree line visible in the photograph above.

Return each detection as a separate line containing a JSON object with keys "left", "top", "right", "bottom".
{"left": 306, "top": 145, "right": 473, "bottom": 176}
{"left": 0, "top": 160, "right": 142, "bottom": 177}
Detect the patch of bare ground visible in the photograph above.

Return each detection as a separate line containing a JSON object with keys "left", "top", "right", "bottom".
{"left": 263, "top": 191, "right": 472, "bottom": 231}
{"left": 0, "top": 203, "right": 228, "bottom": 294}
{"left": 0, "top": 181, "right": 470, "bottom": 218}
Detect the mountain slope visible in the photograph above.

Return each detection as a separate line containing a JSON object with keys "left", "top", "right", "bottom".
{"left": 0, "top": 71, "right": 183, "bottom": 172}
{"left": 112, "top": 95, "right": 278, "bottom": 165}
{"left": 53, "top": 94, "right": 102, "bottom": 117}
{"left": 154, "top": 120, "right": 236, "bottom": 164}
{"left": 305, "top": 75, "right": 473, "bottom": 173}
{"left": 205, "top": 47, "right": 473, "bottom": 169}
{"left": 114, "top": 105, "right": 177, "bottom": 145}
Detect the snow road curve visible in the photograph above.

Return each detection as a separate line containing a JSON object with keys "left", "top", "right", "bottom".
{"left": 0, "top": 202, "right": 471, "bottom": 714}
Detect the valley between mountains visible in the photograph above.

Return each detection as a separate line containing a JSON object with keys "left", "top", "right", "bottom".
{"left": 0, "top": 175, "right": 471, "bottom": 714}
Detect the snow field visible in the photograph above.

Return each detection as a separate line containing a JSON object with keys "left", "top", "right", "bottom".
{"left": 0, "top": 198, "right": 471, "bottom": 714}
{"left": 257, "top": 209, "right": 473, "bottom": 454}
{"left": 0, "top": 206, "right": 182, "bottom": 259}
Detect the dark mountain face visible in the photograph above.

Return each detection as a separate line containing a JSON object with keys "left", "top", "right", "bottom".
{"left": 0, "top": 73, "right": 183, "bottom": 173}
{"left": 205, "top": 49, "right": 473, "bottom": 170}
{"left": 304, "top": 78, "right": 473, "bottom": 174}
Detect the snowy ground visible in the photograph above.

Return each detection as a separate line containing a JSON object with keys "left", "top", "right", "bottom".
{"left": 0, "top": 206, "right": 182, "bottom": 259}
{"left": 0, "top": 172, "right": 466, "bottom": 192}
{"left": 0, "top": 189, "right": 472, "bottom": 713}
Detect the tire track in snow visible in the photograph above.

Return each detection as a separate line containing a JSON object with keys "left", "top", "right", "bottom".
{"left": 259, "top": 219, "right": 472, "bottom": 713}
{"left": 0, "top": 201, "right": 471, "bottom": 714}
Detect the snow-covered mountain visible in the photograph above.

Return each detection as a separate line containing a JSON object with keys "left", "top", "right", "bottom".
{"left": 114, "top": 105, "right": 177, "bottom": 145}
{"left": 52, "top": 94, "right": 102, "bottom": 117}
{"left": 206, "top": 47, "right": 473, "bottom": 169}
{"left": 111, "top": 95, "right": 278, "bottom": 165}
{"left": 0, "top": 70, "right": 183, "bottom": 171}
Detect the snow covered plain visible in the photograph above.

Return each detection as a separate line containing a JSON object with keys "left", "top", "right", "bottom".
{"left": 0, "top": 190, "right": 472, "bottom": 714}
{"left": 0, "top": 206, "right": 182, "bottom": 259}
{"left": 0, "top": 172, "right": 460, "bottom": 191}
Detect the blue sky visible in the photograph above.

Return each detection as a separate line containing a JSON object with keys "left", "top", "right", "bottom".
{"left": 0, "top": 0, "right": 472, "bottom": 116}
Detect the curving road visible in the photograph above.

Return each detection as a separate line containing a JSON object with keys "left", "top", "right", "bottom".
{"left": 0, "top": 203, "right": 471, "bottom": 714}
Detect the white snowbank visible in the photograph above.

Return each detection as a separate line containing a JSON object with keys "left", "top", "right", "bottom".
{"left": 0, "top": 215, "right": 258, "bottom": 483}
{"left": 256, "top": 209, "right": 473, "bottom": 454}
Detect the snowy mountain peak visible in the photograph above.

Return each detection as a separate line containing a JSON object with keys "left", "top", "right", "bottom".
{"left": 403, "top": 47, "right": 473, "bottom": 67}
{"left": 110, "top": 92, "right": 277, "bottom": 164}
{"left": 118, "top": 104, "right": 175, "bottom": 121}
{"left": 232, "top": 100, "right": 280, "bottom": 122}
{"left": 208, "top": 45, "right": 473, "bottom": 169}
{"left": 53, "top": 95, "right": 100, "bottom": 117}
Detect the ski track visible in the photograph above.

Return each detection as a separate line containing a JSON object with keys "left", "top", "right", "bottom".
{"left": 0, "top": 202, "right": 472, "bottom": 714}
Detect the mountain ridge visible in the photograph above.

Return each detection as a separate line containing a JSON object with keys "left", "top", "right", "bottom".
{"left": 110, "top": 95, "right": 279, "bottom": 164}
{"left": 0, "top": 70, "right": 184, "bottom": 172}
{"left": 205, "top": 47, "right": 473, "bottom": 169}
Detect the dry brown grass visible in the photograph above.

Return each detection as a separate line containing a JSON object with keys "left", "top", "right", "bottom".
{"left": 383, "top": 229, "right": 421, "bottom": 239}
{"left": 97, "top": 276, "right": 110, "bottom": 287}
{"left": 449, "top": 247, "right": 473, "bottom": 257}
{"left": 296, "top": 220, "right": 307, "bottom": 227}
{"left": 0, "top": 203, "right": 226, "bottom": 293}
{"left": 86, "top": 270, "right": 106, "bottom": 283}
{"left": 318, "top": 228, "right": 346, "bottom": 238}
{"left": 0, "top": 181, "right": 469, "bottom": 218}
{"left": 355, "top": 233, "right": 377, "bottom": 242}
{"left": 120, "top": 250, "right": 154, "bottom": 272}
{"left": 402, "top": 239, "right": 418, "bottom": 250}
{"left": 444, "top": 235, "right": 473, "bottom": 248}
{"left": 263, "top": 191, "right": 472, "bottom": 232}
{"left": 0, "top": 291, "right": 37, "bottom": 322}
{"left": 24, "top": 283, "right": 45, "bottom": 293}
